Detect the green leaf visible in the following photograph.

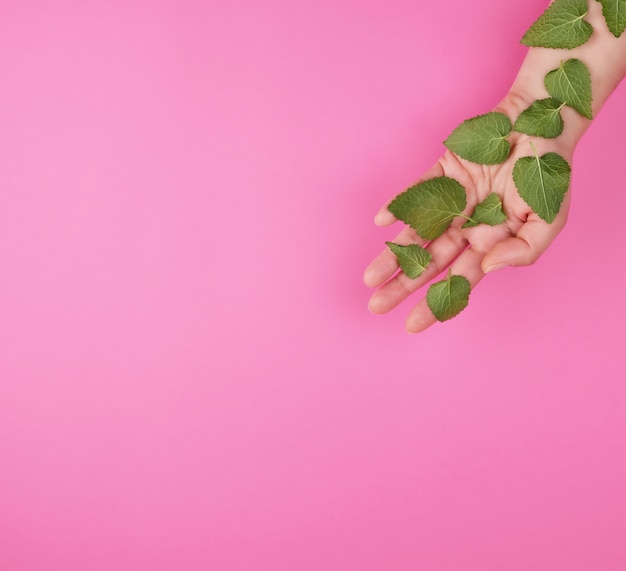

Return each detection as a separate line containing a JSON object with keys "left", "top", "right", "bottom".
{"left": 443, "top": 112, "right": 512, "bottom": 165}
{"left": 388, "top": 176, "right": 467, "bottom": 241}
{"left": 521, "top": 0, "right": 593, "bottom": 49}
{"left": 462, "top": 193, "right": 507, "bottom": 228}
{"left": 426, "top": 270, "right": 471, "bottom": 322}
{"left": 512, "top": 148, "right": 571, "bottom": 224}
{"left": 512, "top": 98, "right": 566, "bottom": 138}
{"left": 544, "top": 58, "right": 593, "bottom": 119}
{"left": 385, "top": 242, "right": 432, "bottom": 279}
{"left": 597, "top": 0, "right": 626, "bottom": 37}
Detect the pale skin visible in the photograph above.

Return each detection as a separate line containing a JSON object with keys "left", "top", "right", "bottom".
{"left": 364, "top": 0, "right": 626, "bottom": 333}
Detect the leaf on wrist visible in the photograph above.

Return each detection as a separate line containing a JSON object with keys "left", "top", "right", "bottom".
{"left": 385, "top": 242, "right": 432, "bottom": 279}
{"left": 521, "top": 0, "right": 592, "bottom": 49}
{"left": 512, "top": 150, "right": 571, "bottom": 224}
{"left": 387, "top": 176, "right": 467, "bottom": 241}
{"left": 513, "top": 98, "right": 565, "bottom": 139}
{"left": 544, "top": 58, "right": 593, "bottom": 120}
{"left": 597, "top": 0, "right": 626, "bottom": 38}
{"left": 462, "top": 193, "right": 507, "bottom": 228}
{"left": 444, "top": 112, "right": 512, "bottom": 165}
{"left": 426, "top": 270, "right": 471, "bottom": 322}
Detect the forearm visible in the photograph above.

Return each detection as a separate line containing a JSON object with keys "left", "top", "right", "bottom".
{"left": 506, "top": 0, "right": 626, "bottom": 147}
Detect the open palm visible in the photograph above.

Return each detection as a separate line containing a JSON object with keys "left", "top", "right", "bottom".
{"left": 364, "top": 97, "right": 574, "bottom": 333}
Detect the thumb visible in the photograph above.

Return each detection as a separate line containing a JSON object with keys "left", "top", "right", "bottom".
{"left": 481, "top": 218, "right": 563, "bottom": 273}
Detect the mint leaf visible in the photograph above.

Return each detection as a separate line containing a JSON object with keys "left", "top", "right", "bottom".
{"left": 443, "top": 112, "right": 512, "bottom": 165}
{"left": 521, "top": 0, "right": 592, "bottom": 49}
{"left": 597, "top": 0, "right": 626, "bottom": 37}
{"left": 385, "top": 242, "right": 432, "bottom": 279}
{"left": 512, "top": 148, "right": 571, "bottom": 224}
{"left": 513, "top": 98, "right": 566, "bottom": 138}
{"left": 388, "top": 177, "right": 467, "bottom": 241}
{"left": 462, "top": 193, "right": 507, "bottom": 228}
{"left": 544, "top": 59, "right": 593, "bottom": 119}
{"left": 426, "top": 270, "right": 471, "bottom": 322}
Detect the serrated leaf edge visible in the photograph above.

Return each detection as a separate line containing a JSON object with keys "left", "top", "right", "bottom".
{"left": 426, "top": 270, "right": 472, "bottom": 322}
{"left": 544, "top": 58, "right": 593, "bottom": 120}
{"left": 385, "top": 241, "right": 432, "bottom": 278}
{"left": 597, "top": 0, "right": 626, "bottom": 37}
{"left": 443, "top": 112, "right": 513, "bottom": 165}
{"left": 520, "top": 0, "right": 592, "bottom": 49}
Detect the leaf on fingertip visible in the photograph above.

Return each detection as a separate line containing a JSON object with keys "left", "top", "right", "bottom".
{"left": 426, "top": 270, "right": 471, "bottom": 322}
{"left": 597, "top": 0, "right": 626, "bottom": 38}
{"left": 513, "top": 98, "right": 565, "bottom": 138}
{"left": 512, "top": 150, "right": 571, "bottom": 224}
{"left": 385, "top": 242, "right": 432, "bottom": 279}
{"left": 387, "top": 176, "right": 467, "bottom": 241}
{"left": 462, "top": 193, "right": 507, "bottom": 228}
{"left": 444, "top": 112, "right": 512, "bottom": 165}
{"left": 521, "top": 0, "right": 593, "bottom": 49}
{"left": 544, "top": 59, "right": 593, "bottom": 119}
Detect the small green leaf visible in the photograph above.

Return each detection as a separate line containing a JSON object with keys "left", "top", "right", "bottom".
{"left": 385, "top": 242, "right": 432, "bottom": 279}
{"left": 597, "top": 0, "right": 626, "bottom": 38}
{"left": 388, "top": 176, "right": 467, "bottom": 241}
{"left": 512, "top": 149, "right": 571, "bottom": 224}
{"left": 444, "top": 112, "right": 512, "bottom": 165}
{"left": 513, "top": 98, "right": 565, "bottom": 138}
{"left": 521, "top": 0, "right": 593, "bottom": 49}
{"left": 544, "top": 59, "right": 593, "bottom": 119}
{"left": 426, "top": 270, "right": 471, "bottom": 322}
{"left": 462, "top": 193, "right": 507, "bottom": 228}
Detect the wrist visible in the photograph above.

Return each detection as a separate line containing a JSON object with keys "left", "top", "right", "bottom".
{"left": 496, "top": 87, "right": 588, "bottom": 153}
{"left": 502, "top": 1, "right": 626, "bottom": 151}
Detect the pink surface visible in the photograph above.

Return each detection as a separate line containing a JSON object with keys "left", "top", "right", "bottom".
{"left": 1, "top": 1, "right": 626, "bottom": 569}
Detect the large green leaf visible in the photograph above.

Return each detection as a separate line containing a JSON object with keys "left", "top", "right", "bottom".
{"left": 597, "top": 0, "right": 626, "bottom": 37}
{"left": 513, "top": 98, "right": 566, "bottom": 139}
{"left": 512, "top": 151, "right": 571, "bottom": 223}
{"left": 444, "top": 112, "right": 512, "bottom": 165}
{"left": 544, "top": 58, "right": 593, "bottom": 120}
{"left": 521, "top": 0, "right": 593, "bottom": 48}
{"left": 426, "top": 271, "right": 471, "bottom": 322}
{"left": 388, "top": 177, "right": 467, "bottom": 241}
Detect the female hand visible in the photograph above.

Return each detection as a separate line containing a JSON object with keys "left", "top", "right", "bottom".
{"left": 363, "top": 93, "right": 574, "bottom": 333}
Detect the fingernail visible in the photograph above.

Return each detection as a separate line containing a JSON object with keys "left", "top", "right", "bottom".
{"left": 484, "top": 262, "right": 509, "bottom": 274}
{"left": 368, "top": 296, "right": 382, "bottom": 314}
{"left": 374, "top": 210, "right": 394, "bottom": 226}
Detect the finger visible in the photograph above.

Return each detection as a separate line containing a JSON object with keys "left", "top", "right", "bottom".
{"left": 368, "top": 226, "right": 467, "bottom": 314}
{"left": 374, "top": 160, "right": 445, "bottom": 226}
{"left": 363, "top": 227, "right": 426, "bottom": 288}
{"left": 374, "top": 207, "right": 398, "bottom": 227}
{"left": 405, "top": 247, "right": 486, "bottom": 334}
{"left": 481, "top": 212, "right": 567, "bottom": 273}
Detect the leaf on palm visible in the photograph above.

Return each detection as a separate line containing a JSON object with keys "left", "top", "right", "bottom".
{"left": 388, "top": 177, "right": 467, "bottom": 241}
{"left": 512, "top": 149, "right": 571, "bottom": 224}
{"left": 462, "top": 193, "right": 507, "bottom": 228}
{"left": 444, "top": 112, "right": 512, "bottom": 165}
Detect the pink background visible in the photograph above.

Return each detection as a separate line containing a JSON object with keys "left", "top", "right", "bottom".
{"left": 2, "top": 0, "right": 626, "bottom": 569}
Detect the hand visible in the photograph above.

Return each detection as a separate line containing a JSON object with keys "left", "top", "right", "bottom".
{"left": 363, "top": 93, "right": 574, "bottom": 333}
